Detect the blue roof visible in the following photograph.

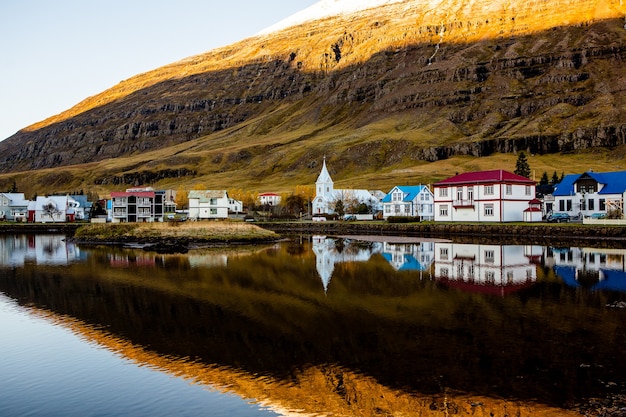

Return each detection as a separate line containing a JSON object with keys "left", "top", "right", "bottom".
{"left": 381, "top": 185, "right": 427, "bottom": 203}
{"left": 553, "top": 171, "right": 626, "bottom": 196}
{"left": 381, "top": 253, "right": 430, "bottom": 271}
{"left": 553, "top": 265, "right": 580, "bottom": 288}
{"left": 593, "top": 269, "right": 626, "bottom": 293}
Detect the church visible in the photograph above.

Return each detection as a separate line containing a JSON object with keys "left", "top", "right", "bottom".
{"left": 312, "top": 158, "right": 383, "bottom": 215}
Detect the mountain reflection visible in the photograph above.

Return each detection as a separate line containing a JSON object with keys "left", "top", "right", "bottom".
{"left": 1, "top": 234, "right": 626, "bottom": 415}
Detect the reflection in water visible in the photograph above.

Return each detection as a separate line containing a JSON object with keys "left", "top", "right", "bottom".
{"left": 0, "top": 234, "right": 81, "bottom": 266}
{"left": 546, "top": 247, "right": 626, "bottom": 292}
{"left": 433, "top": 243, "right": 540, "bottom": 296}
{"left": 1, "top": 234, "right": 626, "bottom": 416}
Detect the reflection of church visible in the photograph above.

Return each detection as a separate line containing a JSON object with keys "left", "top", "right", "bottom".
{"left": 311, "top": 237, "right": 435, "bottom": 291}
{"left": 433, "top": 243, "right": 540, "bottom": 295}
{"left": 311, "top": 236, "right": 382, "bottom": 291}
{"left": 546, "top": 247, "right": 626, "bottom": 292}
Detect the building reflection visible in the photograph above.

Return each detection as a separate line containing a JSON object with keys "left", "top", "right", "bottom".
{"left": 312, "top": 236, "right": 436, "bottom": 290}
{"left": 432, "top": 243, "right": 541, "bottom": 296}
{"left": 546, "top": 246, "right": 626, "bottom": 292}
{"left": 0, "top": 234, "right": 81, "bottom": 266}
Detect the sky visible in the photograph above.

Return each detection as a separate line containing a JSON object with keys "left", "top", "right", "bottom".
{"left": 0, "top": 0, "right": 319, "bottom": 142}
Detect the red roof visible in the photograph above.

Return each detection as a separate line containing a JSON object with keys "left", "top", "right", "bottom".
{"left": 434, "top": 170, "right": 535, "bottom": 186}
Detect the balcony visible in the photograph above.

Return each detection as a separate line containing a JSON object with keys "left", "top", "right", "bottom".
{"left": 453, "top": 200, "right": 475, "bottom": 209}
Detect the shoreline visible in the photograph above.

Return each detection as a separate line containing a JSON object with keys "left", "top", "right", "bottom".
{"left": 1, "top": 221, "right": 626, "bottom": 249}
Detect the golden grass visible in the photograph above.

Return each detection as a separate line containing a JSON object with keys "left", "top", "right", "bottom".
{"left": 74, "top": 221, "right": 279, "bottom": 242}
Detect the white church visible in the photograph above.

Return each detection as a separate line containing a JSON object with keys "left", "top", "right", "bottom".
{"left": 312, "top": 158, "right": 383, "bottom": 215}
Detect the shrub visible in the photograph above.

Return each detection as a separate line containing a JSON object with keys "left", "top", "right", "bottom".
{"left": 387, "top": 216, "right": 421, "bottom": 223}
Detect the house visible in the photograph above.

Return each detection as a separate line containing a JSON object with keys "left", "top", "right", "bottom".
{"left": 0, "top": 193, "right": 29, "bottom": 222}
{"left": 188, "top": 190, "right": 230, "bottom": 220}
{"left": 433, "top": 170, "right": 536, "bottom": 222}
{"left": 551, "top": 170, "right": 626, "bottom": 218}
{"left": 33, "top": 195, "right": 79, "bottom": 223}
{"left": 312, "top": 159, "right": 383, "bottom": 215}
{"left": 381, "top": 185, "right": 434, "bottom": 220}
{"left": 110, "top": 188, "right": 165, "bottom": 223}
{"left": 71, "top": 195, "right": 93, "bottom": 221}
{"left": 258, "top": 193, "right": 281, "bottom": 207}
{"left": 228, "top": 198, "right": 243, "bottom": 214}
{"left": 523, "top": 199, "right": 543, "bottom": 222}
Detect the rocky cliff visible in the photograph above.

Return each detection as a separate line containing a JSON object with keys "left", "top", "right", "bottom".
{"left": 0, "top": 0, "right": 625, "bottom": 183}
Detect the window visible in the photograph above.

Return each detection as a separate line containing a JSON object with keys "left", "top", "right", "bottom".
{"left": 506, "top": 184, "right": 512, "bottom": 195}
{"left": 210, "top": 198, "right": 217, "bottom": 205}
{"left": 485, "top": 271, "right": 495, "bottom": 283}
{"left": 525, "top": 185, "right": 531, "bottom": 196}
{"left": 484, "top": 204, "right": 494, "bottom": 216}
{"left": 588, "top": 199, "right": 594, "bottom": 210}
{"left": 457, "top": 188, "right": 463, "bottom": 201}
{"left": 439, "top": 188, "right": 448, "bottom": 197}
{"left": 440, "top": 267, "right": 449, "bottom": 277}
{"left": 485, "top": 250, "right": 494, "bottom": 263}
{"left": 600, "top": 199, "right": 606, "bottom": 210}
{"left": 566, "top": 199, "right": 572, "bottom": 211}
{"left": 440, "top": 248, "right": 449, "bottom": 260}
{"left": 485, "top": 185, "right": 494, "bottom": 195}
{"left": 385, "top": 206, "right": 390, "bottom": 213}
{"left": 559, "top": 200, "right": 565, "bottom": 211}
{"left": 440, "top": 205, "right": 449, "bottom": 217}
{"left": 468, "top": 188, "right": 473, "bottom": 202}
{"left": 210, "top": 208, "right": 217, "bottom": 215}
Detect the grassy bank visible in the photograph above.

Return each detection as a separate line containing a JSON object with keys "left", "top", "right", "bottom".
{"left": 73, "top": 221, "right": 280, "bottom": 244}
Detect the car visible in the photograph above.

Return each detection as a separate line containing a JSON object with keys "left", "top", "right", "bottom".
{"left": 312, "top": 216, "right": 327, "bottom": 222}
{"left": 589, "top": 212, "right": 607, "bottom": 219}
{"left": 547, "top": 212, "right": 570, "bottom": 223}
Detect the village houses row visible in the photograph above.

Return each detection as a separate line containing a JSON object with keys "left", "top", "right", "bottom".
{"left": 1, "top": 160, "right": 625, "bottom": 223}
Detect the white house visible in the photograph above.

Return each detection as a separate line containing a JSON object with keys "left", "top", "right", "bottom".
{"left": 33, "top": 195, "right": 79, "bottom": 223}
{"left": 228, "top": 198, "right": 243, "bottom": 214}
{"left": 433, "top": 170, "right": 536, "bottom": 222}
{"left": 312, "top": 159, "right": 383, "bottom": 215}
{"left": 0, "top": 193, "right": 29, "bottom": 222}
{"left": 381, "top": 185, "right": 434, "bottom": 220}
{"left": 188, "top": 190, "right": 230, "bottom": 220}
{"left": 258, "top": 193, "right": 282, "bottom": 207}
{"left": 551, "top": 170, "right": 626, "bottom": 218}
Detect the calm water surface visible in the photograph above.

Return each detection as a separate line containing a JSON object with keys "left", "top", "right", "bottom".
{"left": 1, "top": 233, "right": 626, "bottom": 416}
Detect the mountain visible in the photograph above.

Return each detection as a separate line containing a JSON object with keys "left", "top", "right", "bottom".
{"left": 0, "top": 0, "right": 625, "bottom": 194}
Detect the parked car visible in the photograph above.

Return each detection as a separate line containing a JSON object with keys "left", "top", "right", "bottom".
{"left": 547, "top": 212, "right": 570, "bottom": 223}
{"left": 589, "top": 212, "right": 607, "bottom": 219}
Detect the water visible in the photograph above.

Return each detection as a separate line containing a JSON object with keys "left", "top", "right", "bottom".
{"left": 1, "top": 233, "right": 626, "bottom": 416}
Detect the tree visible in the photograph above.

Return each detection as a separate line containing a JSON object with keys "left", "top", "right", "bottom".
{"left": 10, "top": 181, "right": 17, "bottom": 193}
{"left": 514, "top": 152, "right": 531, "bottom": 178}
{"left": 551, "top": 171, "right": 560, "bottom": 184}
{"left": 174, "top": 187, "right": 189, "bottom": 210}
{"left": 294, "top": 185, "right": 314, "bottom": 216}
{"left": 334, "top": 199, "right": 345, "bottom": 217}
{"left": 539, "top": 172, "right": 549, "bottom": 185}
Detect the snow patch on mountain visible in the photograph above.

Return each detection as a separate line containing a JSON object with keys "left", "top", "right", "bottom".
{"left": 257, "top": 0, "right": 407, "bottom": 35}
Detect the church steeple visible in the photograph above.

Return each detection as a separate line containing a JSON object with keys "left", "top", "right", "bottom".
{"left": 316, "top": 156, "right": 333, "bottom": 184}
{"left": 316, "top": 157, "right": 334, "bottom": 198}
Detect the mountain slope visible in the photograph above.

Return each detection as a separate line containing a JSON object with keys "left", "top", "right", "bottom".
{"left": 0, "top": 0, "right": 625, "bottom": 192}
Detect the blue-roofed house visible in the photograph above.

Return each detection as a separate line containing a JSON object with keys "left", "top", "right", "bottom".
{"left": 552, "top": 170, "right": 626, "bottom": 218}
{"left": 381, "top": 185, "right": 434, "bottom": 220}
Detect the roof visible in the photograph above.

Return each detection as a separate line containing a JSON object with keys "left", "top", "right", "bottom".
{"left": 0, "top": 193, "right": 28, "bottom": 206}
{"left": 111, "top": 191, "right": 155, "bottom": 198}
{"left": 433, "top": 170, "right": 535, "bottom": 186}
{"left": 188, "top": 190, "right": 228, "bottom": 201}
{"left": 258, "top": 193, "right": 280, "bottom": 197}
{"left": 381, "top": 185, "right": 428, "bottom": 203}
{"left": 553, "top": 171, "right": 626, "bottom": 196}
